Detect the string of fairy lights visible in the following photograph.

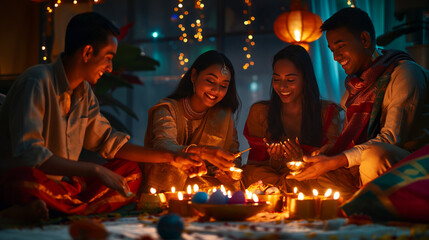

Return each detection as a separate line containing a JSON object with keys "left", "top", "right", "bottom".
{"left": 41, "top": 0, "right": 102, "bottom": 63}
{"left": 41, "top": 0, "right": 259, "bottom": 71}
{"left": 242, "top": 0, "right": 255, "bottom": 70}
{"left": 347, "top": 0, "right": 356, "bottom": 7}
{"left": 174, "top": 0, "right": 205, "bottom": 74}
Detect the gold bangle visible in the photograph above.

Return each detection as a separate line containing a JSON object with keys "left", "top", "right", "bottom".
{"left": 183, "top": 144, "right": 197, "bottom": 152}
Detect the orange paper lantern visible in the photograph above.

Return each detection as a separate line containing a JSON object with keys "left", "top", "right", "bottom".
{"left": 273, "top": 9, "right": 322, "bottom": 51}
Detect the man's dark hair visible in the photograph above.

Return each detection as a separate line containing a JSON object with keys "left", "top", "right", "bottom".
{"left": 321, "top": 8, "right": 375, "bottom": 46}
{"left": 64, "top": 12, "right": 119, "bottom": 56}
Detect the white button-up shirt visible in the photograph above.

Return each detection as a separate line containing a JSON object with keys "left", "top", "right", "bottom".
{"left": 0, "top": 55, "right": 129, "bottom": 172}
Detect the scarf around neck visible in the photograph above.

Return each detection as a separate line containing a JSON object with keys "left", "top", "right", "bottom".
{"left": 328, "top": 49, "right": 414, "bottom": 156}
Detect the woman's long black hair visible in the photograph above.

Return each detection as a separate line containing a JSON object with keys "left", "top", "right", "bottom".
{"left": 168, "top": 50, "right": 240, "bottom": 113}
{"left": 266, "top": 45, "right": 323, "bottom": 147}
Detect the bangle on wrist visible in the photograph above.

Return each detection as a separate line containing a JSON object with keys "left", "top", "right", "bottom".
{"left": 183, "top": 144, "right": 197, "bottom": 153}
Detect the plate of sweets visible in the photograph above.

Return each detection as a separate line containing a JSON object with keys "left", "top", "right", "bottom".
{"left": 247, "top": 181, "right": 284, "bottom": 212}
{"left": 191, "top": 189, "right": 269, "bottom": 221}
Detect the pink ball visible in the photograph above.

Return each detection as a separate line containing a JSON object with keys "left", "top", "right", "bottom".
{"left": 228, "top": 190, "right": 246, "bottom": 204}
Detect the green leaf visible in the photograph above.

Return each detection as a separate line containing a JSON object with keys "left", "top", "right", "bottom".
{"left": 113, "top": 44, "right": 160, "bottom": 72}
{"left": 94, "top": 73, "right": 133, "bottom": 95}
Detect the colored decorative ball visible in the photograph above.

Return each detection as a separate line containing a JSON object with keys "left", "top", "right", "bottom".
{"left": 228, "top": 190, "right": 246, "bottom": 204}
{"left": 69, "top": 218, "right": 108, "bottom": 240}
{"left": 156, "top": 213, "right": 184, "bottom": 240}
{"left": 191, "top": 191, "right": 209, "bottom": 203}
{"left": 208, "top": 190, "right": 228, "bottom": 204}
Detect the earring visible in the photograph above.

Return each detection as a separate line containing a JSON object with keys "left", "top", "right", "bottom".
{"left": 221, "top": 63, "right": 229, "bottom": 76}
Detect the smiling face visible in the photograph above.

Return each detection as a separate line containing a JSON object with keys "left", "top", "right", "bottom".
{"left": 272, "top": 59, "right": 303, "bottom": 105}
{"left": 190, "top": 64, "right": 231, "bottom": 112}
{"left": 326, "top": 27, "right": 372, "bottom": 75}
{"left": 83, "top": 34, "right": 118, "bottom": 85}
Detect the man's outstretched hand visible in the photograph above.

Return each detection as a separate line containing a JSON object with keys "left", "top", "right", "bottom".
{"left": 286, "top": 154, "right": 348, "bottom": 181}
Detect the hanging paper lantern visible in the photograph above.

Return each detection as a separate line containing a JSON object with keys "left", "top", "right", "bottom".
{"left": 273, "top": 9, "right": 322, "bottom": 51}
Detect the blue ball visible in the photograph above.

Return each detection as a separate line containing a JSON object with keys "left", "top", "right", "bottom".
{"left": 191, "top": 191, "right": 209, "bottom": 203}
{"left": 208, "top": 190, "right": 228, "bottom": 204}
{"left": 156, "top": 213, "right": 184, "bottom": 239}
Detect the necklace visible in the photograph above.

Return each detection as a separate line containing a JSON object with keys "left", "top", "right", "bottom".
{"left": 183, "top": 97, "right": 207, "bottom": 119}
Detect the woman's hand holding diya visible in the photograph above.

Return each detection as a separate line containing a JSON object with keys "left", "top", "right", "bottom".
{"left": 264, "top": 137, "right": 304, "bottom": 170}
{"left": 170, "top": 151, "right": 207, "bottom": 178}
{"left": 187, "top": 145, "right": 235, "bottom": 171}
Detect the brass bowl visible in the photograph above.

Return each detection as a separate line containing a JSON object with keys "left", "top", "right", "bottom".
{"left": 256, "top": 194, "right": 284, "bottom": 212}
{"left": 228, "top": 167, "right": 243, "bottom": 181}
{"left": 286, "top": 161, "right": 306, "bottom": 175}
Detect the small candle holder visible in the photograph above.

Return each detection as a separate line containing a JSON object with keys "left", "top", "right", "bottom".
{"left": 228, "top": 167, "right": 243, "bottom": 181}
{"left": 319, "top": 191, "right": 340, "bottom": 220}
{"left": 284, "top": 187, "right": 299, "bottom": 216}
{"left": 289, "top": 193, "right": 316, "bottom": 219}
{"left": 320, "top": 199, "right": 338, "bottom": 219}
{"left": 168, "top": 199, "right": 194, "bottom": 217}
{"left": 286, "top": 161, "right": 307, "bottom": 176}
{"left": 257, "top": 194, "right": 284, "bottom": 212}
{"left": 138, "top": 193, "right": 165, "bottom": 214}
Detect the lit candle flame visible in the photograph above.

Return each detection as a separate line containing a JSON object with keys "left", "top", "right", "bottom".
{"left": 171, "top": 186, "right": 176, "bottom": 193}
{"left": 245, "top": 189, "right": 252, "bottom": 200}
{"left": 324, "top": 189, "right": 332, "bottom": 198}
{"left": 298, "top": 192, "right": 304, "bottom": 200}
{"left": 178, "top": 191, "right": 183, "bottom": 200}
{"left": 187, "top": 185, "right": 192, "bottom": 194}
{"left": 293, "top": 187, "right": 298, "bottom": 194}
{"left": 193, "top": 184, "right": 199, "bottom": 193}
{"left": 252, "top": 194, "right": 259, "bottom": 202}
{"left": 334, "top": 191, "right": 340, "bottom": 200}
{"left": 221, "top": 185, "right": 226, "bottom": 195}
{"left": 227, "top": 190, "right": 232, "bottom": 198}
{"left": 229, "top": 167, "right": 243, "bottom": 172}
{"left": 313, "top": 189, "right": 318, "bottom": 197}
{"left": 159, "top": 193, "right": 167, "bottom": 203}
{"left": 150, "top": 188, "right": 156, "bottom": 194}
